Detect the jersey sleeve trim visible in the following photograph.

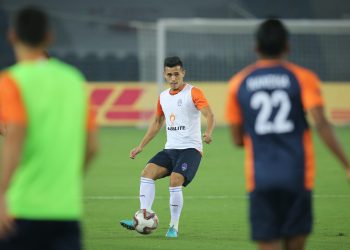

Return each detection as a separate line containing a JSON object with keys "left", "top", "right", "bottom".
{"left": 156, "top": 96, "right": 164, "bottom": 117}
{"left": 285, "top": 63, "right": 324, "bottom": 110}
{"left": 0, "top": 72, "right": 27, "bottom": 125}
{"left": 191, "top": 87, "right": 209, "bottom": 110}
{"left": 225, "top": 65, "right": 255, "bottom": 124}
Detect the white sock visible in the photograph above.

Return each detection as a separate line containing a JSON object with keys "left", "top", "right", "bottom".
{"left": 139, "top": 177, "right": 155, "bottom": 210}
{"left": 169, "top": 186, "right": 183, "bottom": 231}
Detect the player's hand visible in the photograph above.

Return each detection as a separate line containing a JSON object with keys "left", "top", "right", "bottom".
{"left": 130, "top": 146, "right": 143, "bottom": 159}
{"left": 0, "top": 194, "right": 14, "bottom": 239}
{"left": 346, "top": 167, "right": 350, "bottom": 183}
{"left": 203, "top": 131, "right": 212, "bottom": 144}
{"left": 0, "top": 122, "right": 6, "bottom": 136}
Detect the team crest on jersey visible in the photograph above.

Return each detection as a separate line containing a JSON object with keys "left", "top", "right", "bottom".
{"left": 170, "top": 113, "right": 176, "bottom": 125}
{"left": 177, "top": 99, "right": 182, "bottom": 106}
{"left": 181, "top": 163, "right": 188, "bottom": 171}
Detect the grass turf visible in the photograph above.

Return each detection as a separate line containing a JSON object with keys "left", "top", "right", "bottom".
{"left": 83, "top": 126, "right": 350, "bottom": 250}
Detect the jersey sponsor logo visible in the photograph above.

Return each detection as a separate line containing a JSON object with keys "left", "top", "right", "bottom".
{"left": 170, "top": 113, "right": 176, "bottom": 125}
{"left": 167, "top": 126, "right": 186, "bottom": 131}
{"left": 167, "top": 113, "right": 186, "bottom": 130}
{"left": 177, "top": 99, "right": 183, "bottom": 106}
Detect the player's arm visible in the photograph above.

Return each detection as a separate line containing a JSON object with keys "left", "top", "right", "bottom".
{"left": 0, "top": 122, "right": 6, "bottom": 136}
{"left": 84, "top": 102, "right": 98, "bottom": 171}
{"left": 130, "top": 114, "right": 165, "bottom": 159}
{"left": 84, "top": 131, "right": 98, "bottom": 171}
{"left": 226, "top": 76, "right": 244, "bottom": 147}
{"left": 302, "top": 71, "right": 350, "bottom": 181}
{"left": 0, "top": 124, "right": 25, "bottom": 194}
{"left": 310, "top": 106, "right": 350, "bottom": 178}
{"left": 130, "top": 97, "right": 165, "bottom": 159}
{"left": 0, "top": 75, "right": 25, "bottom": 237}
{"left": 192, "top": 87, "right": 215, "bottom": 144}
{"left": 200, "top": 106, "right": 215, "bottom": 144}
{"left": 229, "top": 124, "right": 244, "bottom": 147}
{"left": 0, "top": 123, "right": 24, "bottom": 238}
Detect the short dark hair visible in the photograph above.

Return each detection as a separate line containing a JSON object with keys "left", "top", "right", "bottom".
{"left": 164, "top": 56, "right": 183, "bottom": 68}
{"left": 256, "top": 19, "right": 289, "bottom": 57}
{"left": 13, "top": 6, "right": 49, "bottom": 47}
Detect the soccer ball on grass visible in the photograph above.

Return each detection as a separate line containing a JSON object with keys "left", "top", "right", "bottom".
{"left": 133, "top": 209, "right": 159, "bottom": 234}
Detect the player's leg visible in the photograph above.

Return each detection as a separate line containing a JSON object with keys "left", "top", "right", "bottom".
{"left": 140, "top": 149, "right": 173, "bottom": 211}
{"left": 120, "top": 150, "right": 172, "bottom": 231}
{"left": 139, "top": 163, "right": 169, "bottom": 210}
{"left": 166, "top": 149, "right": 202, "bottom": 238}
{"left": 257, "top": 241, "right": 281, "bottom": 250}
{"left": 167, "top": 172, "right": 185, "bottom": 237}
{"left": 284, "top": 235, "right": 307, "bottom": 250}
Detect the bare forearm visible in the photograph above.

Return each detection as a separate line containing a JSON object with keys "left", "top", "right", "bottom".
{"left": 201, "top": 107, "right": 215, "bottom": 134}
{"left": 139, "top": 122, "right": 162, "bottom": 149}
{"left": 205, "top": 113, "right": 215, "bottom": 135}
{"left": 0, "top": 149, "right": 19, "bottom": 194}
{"left": 0, "top": 126, "right": 25, "bottom": 194}
{"left": 84, "top": 131, "right": 98, "bottom": 171}
{"left": 316, "top": 122, "right": 350, "bottom": 169}
{"left": 229, "top": 124, "right": 244, "bottom": 147}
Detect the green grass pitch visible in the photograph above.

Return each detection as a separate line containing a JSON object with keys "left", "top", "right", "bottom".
{"left": 83, "top": 126, "right": 349, "bottom": 249}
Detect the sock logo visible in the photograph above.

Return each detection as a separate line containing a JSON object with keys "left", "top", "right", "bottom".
{"left": 181, "top": 163, "right": 188, "bottom": 171}
{"left": 170, "top": 204, "right": 179, "bottom": 207}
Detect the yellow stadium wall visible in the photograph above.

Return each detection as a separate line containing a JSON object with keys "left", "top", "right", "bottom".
{"left": 88, "top": 82, "right": 350, "bottom": 126}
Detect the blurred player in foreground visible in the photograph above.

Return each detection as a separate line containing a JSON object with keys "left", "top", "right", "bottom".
{"left": 226, "top": 19, "right": 350, "bottom": 250}
{"left": 120, "top": 56, "right": 215, "bottom": 238}
{"left": 0, "top": 6, "right": 97, "bottom": 250}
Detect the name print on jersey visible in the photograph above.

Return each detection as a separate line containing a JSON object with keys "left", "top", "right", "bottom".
{"left": 246, "top": 74, "right": 290, "bottom": 91}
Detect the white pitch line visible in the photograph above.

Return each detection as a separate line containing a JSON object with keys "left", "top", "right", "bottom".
{"left": 84, "top": 194, "right": 350, "bottom": 200}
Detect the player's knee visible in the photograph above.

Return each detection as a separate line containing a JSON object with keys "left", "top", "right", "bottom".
{"left": 141, "top": 168, "right": 155, "bottom": 179}
{"left": 169, "top": 173, "right": 184, "bottom": 187}
{"left": 141, "top": 164, "right": 161, "bottom": 180}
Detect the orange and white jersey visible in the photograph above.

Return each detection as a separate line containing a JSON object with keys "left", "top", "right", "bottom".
{"left": 157, "top": 83, "right": 209, "bottom": 151}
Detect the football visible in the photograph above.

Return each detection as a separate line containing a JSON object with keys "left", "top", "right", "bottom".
{"left": 133, "top": 209, "right": 159, "bottom": 234}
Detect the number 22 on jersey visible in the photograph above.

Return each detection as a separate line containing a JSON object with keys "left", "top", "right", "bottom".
{"left": 250, "top": 90, "right": 294, "bottom": 135}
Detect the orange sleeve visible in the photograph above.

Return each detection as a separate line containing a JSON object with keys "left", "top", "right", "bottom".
{"left": 191, "top": 87, "right": 209, "bottom": 110}
{"left": 225, "top": 65, "right": 256, "bottom": 125}
{"left": 156, "top": 96, "right": 164, "bottom": 117}
{"left": 299, "top": 71, "right": 324, "bottom": 110}
{"left": 225, "top": 75, "right": 244, "bottom": 125}
{"left": 285, "top": 63, "right": 324, "bottom": 110}
{"left": 86, "top": 100, "right": 97, "bottom": 132}
{"left": 0, "top": 73, "right": 27, "bottom": 125}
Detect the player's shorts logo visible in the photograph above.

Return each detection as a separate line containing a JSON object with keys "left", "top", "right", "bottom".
{"left": 177, "top": 99, "right": 182, "bottom": 107}
{"left": 170, "top": 113, "right": 176, "bottom": 125}
{"left": 181, "top": 163, "right": 188, "bottom": 171}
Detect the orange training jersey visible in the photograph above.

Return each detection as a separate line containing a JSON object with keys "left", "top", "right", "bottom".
{"left": 226, "top": 60, "right": 323, "bottom": 192}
